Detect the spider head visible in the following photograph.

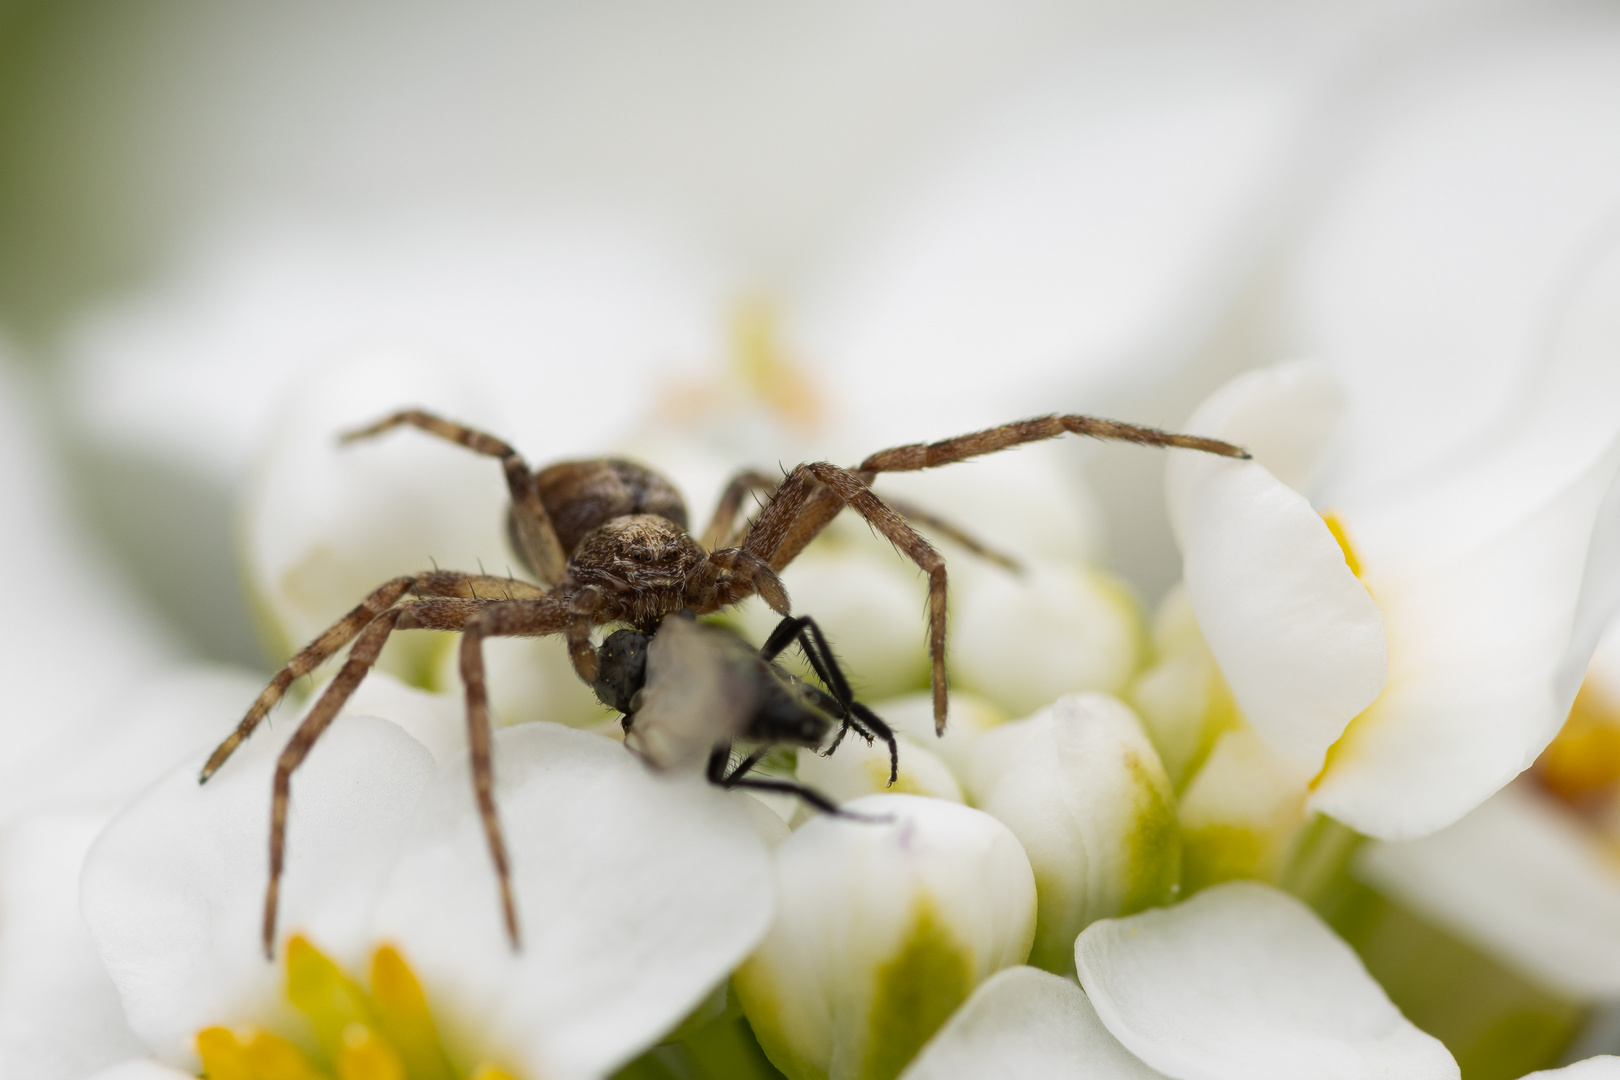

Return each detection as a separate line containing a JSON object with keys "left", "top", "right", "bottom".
{"left": 568, "top": 515, "right": 707, "bottom": 595}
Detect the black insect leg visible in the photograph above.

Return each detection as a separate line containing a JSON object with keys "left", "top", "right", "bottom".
{"left": 704, "top": 744, "right": 845, "bottom": 818}
{"left": 764, "top": 615, "right": 899, "bottom": 786}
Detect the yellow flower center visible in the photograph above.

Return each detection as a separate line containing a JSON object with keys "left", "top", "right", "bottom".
{"left": 1536, "top": 678, "right": 1620, "bottom": 807}
{"left": 196, "top": 936, "right": 519, "bottom": 1080}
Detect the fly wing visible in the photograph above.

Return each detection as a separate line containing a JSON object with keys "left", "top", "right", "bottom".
{"left": 625, "top": 618, "right": 759, "bottom": 771}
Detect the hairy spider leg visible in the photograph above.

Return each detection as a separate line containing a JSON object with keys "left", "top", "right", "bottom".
{"left": 762, "top": 615, "right": 898, "bottom": 785}
{"left": 744, "top": 463, "right": 950, "bottom": 733}
{"left": 456, "top": 596, "right": 574, "bottom": 950}
{"left": 700, "top": 469, "right": 780, "bottom": 551}
{"left": 737, "top": 415, "right": 1251, "bottom": 733}
{"left": 261, "top": 594, "right": 501, "bottom": 957}
{"left": 881, "top": 495, "right": 1023, "bottom": 574}
{"left": 200, "top": 571, "right": 547, "bottom": 782}
{"left": 342, "top": 409, "right": 569, "bottom": 584}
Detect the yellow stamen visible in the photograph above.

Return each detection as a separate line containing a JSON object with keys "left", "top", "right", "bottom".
{"left": 245, "top": 1031, "right": 327, "bottom": 1080}
{"left": 1536, "top": 679, "right": 1620, "bottom": 804}
{"left": 286, "top": 936, "right": 373, "bottom": 1063}
{"left": 196, "top": 936, "right": 518, "bottom": 1080}
{"left": 369, "top": 945, "right": 455, "bottom": 1080}
{"left": 197, "top": 1027, "right": 256, "bottom": 1080}
{"left": 336, "top": 1023, "right": 405, "bottom": 1080}
{"left": 1321, "top": 512, "right": 1362, "bottom": 578}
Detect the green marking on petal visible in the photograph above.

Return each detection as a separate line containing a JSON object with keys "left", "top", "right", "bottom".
{"left": 858, "top": 894, "right": 975, "bottom": 1080}
{"left": 1120, "top": 751, "right": 1182, "bottom": 915}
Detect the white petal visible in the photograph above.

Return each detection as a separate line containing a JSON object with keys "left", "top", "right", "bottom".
{"left": 1523, "top": 1058, "right": 1620, "bottom": 1079}
{"left": 736, "top": 794, "right": 1035, "bottom": 1080}
{"left": 369, "top": 722, "right": 773, "bottom": 1080}
{"left": 1355, "top": 785, "right": 1620, "bottom": 1000}
{"left": 1075, "top": 881, "right": 1458, "bottom": 1080}
{"left": 1313, "top": 237, "right": 1620, "bottom": 838}
{"left": 1170, "top": 362, "right": 1346, "bottom": 496}
{"left": 0, "top": 358, "right": 174, "bottom": 806}
{"left": 950, "top": 561, "right": 1143, "bottom": 719}
{"left": 83, "top": 1063, "right": 195, "bottom": 1080}
{"left": 967, "top": 694, "right": 1179, "bottom": 974}
{"left": 1168, "top": 365, "right": 1386, "bottom": 773}
{"left": 1292, "top": 15, "right": 1620, "bottom": 507}
{"left": 4, "top": 666, "right": 267, "bottom": 822}
{"left": 0, "top": 813, "right": 145, "bottom": 1080}
{"left": 80, "top": 714, "right": 436, "bottom": 1068}
{"left": 900, "top": 966, "right": 1167, "bottom": 1080}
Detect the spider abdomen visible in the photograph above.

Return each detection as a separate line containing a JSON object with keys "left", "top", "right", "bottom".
{"left": 534, "top": 459, "right": 687, "bottom": 553}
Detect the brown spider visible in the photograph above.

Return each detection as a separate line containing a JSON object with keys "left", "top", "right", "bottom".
{"left": 199, "top": 409, "right": 1247, "bottom": 956}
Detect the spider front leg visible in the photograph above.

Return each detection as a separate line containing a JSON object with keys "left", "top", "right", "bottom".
{"left": 201, "top": 570, "right": 546, "bottom": 782}
{"left": 259, "top": 593, "right": 500, "bottom": 957}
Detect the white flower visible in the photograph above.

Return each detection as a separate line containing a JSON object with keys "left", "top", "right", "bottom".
{"left": 1169, "top": 231, "right": 1620, "bottom": 838}
{"left": 76, "top": 706, "right": 773, "bottom": 1079}
{"left": 734, "top": 794, "right": 1035, "bottom": 1080}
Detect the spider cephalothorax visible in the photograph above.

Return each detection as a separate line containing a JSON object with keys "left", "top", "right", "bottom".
{"left": 199, "top": 407, "right": 1247, "bottom": 955}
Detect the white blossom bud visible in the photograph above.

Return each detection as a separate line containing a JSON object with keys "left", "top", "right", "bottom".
{"left": 1127, "top": 585, "right": 1232, "bottom": 789}
{"left": 966, "top": 693, "right": 1179, "bottom": 974}
{"left": 950, "top": 560, "right": 1143, "bottom": 718}
{"left": 735, "top": 795, "right": 1036, "bottom": 1080}
{"left": 1176, "top": 727, "right": 1309, "bottom": 893}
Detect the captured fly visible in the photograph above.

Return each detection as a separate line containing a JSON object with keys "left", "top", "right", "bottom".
{"left": 592, "top": 612, "right": 897, "bottom": 812}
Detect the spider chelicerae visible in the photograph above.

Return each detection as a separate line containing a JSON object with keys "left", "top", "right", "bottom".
{"left": 199, "top": 409, "right": 1247, "bottom": 954}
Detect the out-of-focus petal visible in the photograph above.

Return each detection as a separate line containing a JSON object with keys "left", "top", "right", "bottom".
{"left": 1313, "top": 239, "right": 1620, "bottom": 838}
{"left": 900, "top": 965, "right": 1167, "bottom": 1080}
{"left": 369, "top": 722, "right": 773, "bottom": 1080}
{"left": 1356, "top": 786, "right": 1620, "bottom": 1000}
{"left": 1523, "top": 1058, "right": 1620, "bottom": 1079}
{"left": 1167, "top": 365, "right": 1386, "bottom": 773}
{"left": 736, "top": 794, "right": 1035, "bottom": 1080}
{"left": 0, "top": 356, "right": 175, "bottom": 804}
{"left": 967, "top": 694, "right": 1179, "bottom": 974}
{"left": 80, "top": 715, "right": 436, "bottom": 1069}
{"left": 1177, "top": 728, "right": 1309, "bottom": 894}
{"left": 1292, "top": 11, "right": 1620, "bottom": 507}
{"left": 3, "top": 666, "right": 266, "bottom": 822}
{"left": 1075, "top": 881, "right": 1458, "bottom": 1080}
{"left": 950, "top": 561, "right": 1143, "bottom": 719}
{"left": 0, "top": 813, "right": 146, "bottom": 1080}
